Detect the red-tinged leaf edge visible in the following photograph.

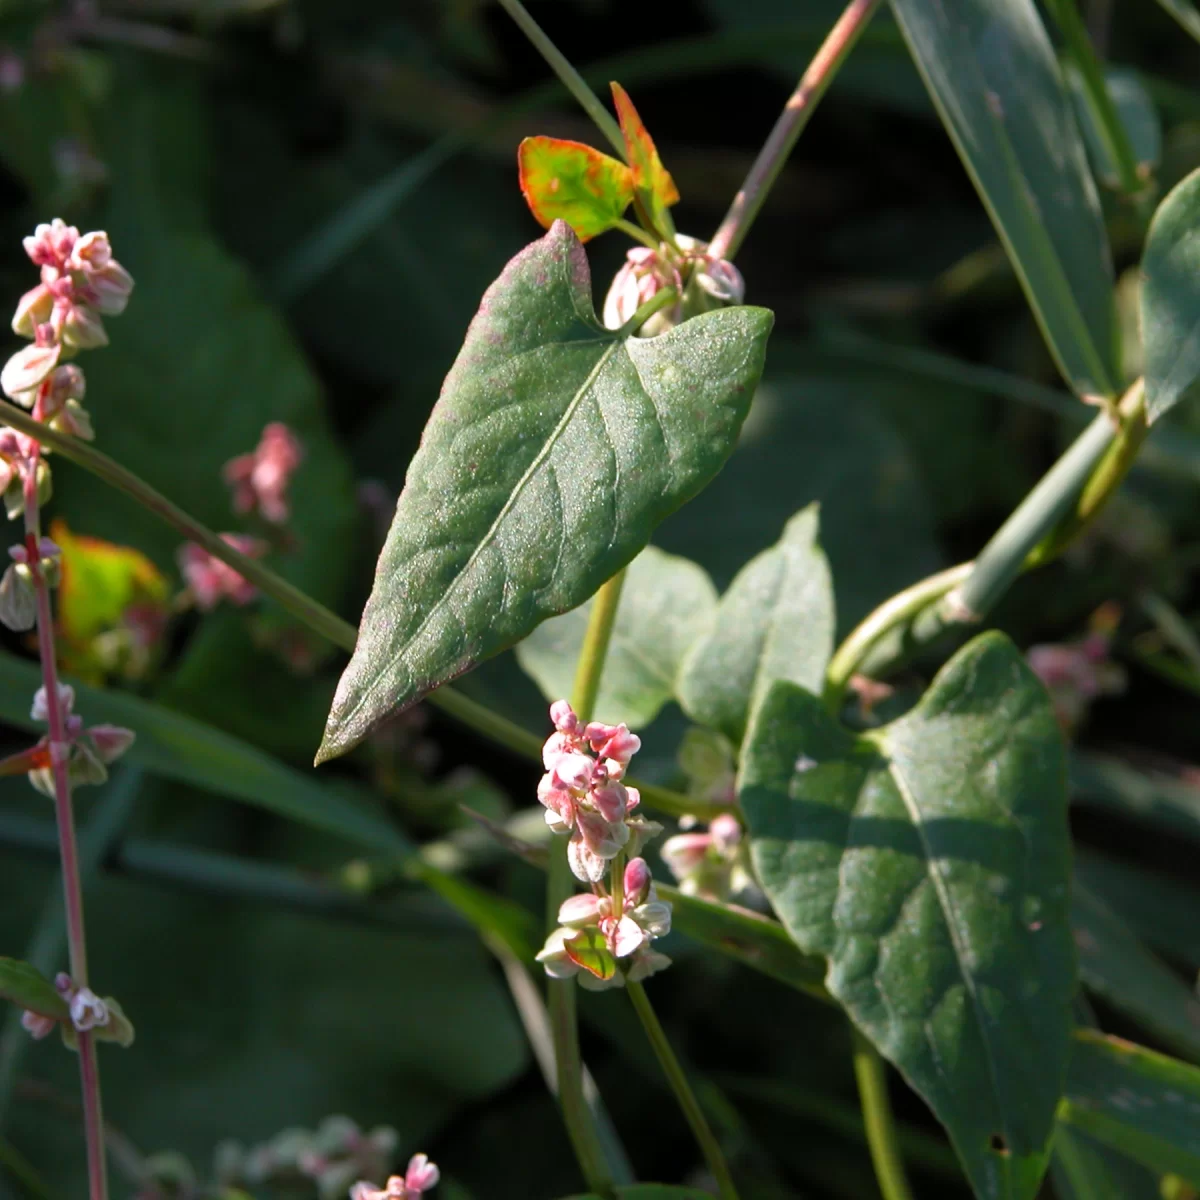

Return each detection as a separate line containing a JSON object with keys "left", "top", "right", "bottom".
{"left": 610, "top": 82, "right": 680, "bottom": 224}
{"left": 517, "top": 136, "right": 634, "bottom": 243}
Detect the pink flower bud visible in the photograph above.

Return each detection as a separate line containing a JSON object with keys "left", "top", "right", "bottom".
{"left": 43, "top": 363, "right": 85, "bottom": 409}
{"left": 86, "top": 262, "right": 134, "bottom": 316}
{"left": 23, "top": 220, "right": 78, "bottom": 268}
{"left": 1, "top": 340, "right": 60, "bottom": 401}
{"left": 660, "top": 833, "right": 713, "bottom": 877}
{"left": 178, "top": 534, "right": 267, "bottom": 610}
{"left": 576, "top": 809, "right": 629, "bottom": 859}
{"left": 623, "top": 857, "right": 652, "bottom": 905}
{"left": 541, "top": 731, "right": 576, "bottom": 772}
{"left": 58, "top": 301, "right": 107, "bottom": 350}
{"left": 558, "top": 892, "right": 604, "bottom": 927}
{"left": 537, "top": 773, "right": 576, "bottom": 833}
{"left": 404, "top": 1152, "right": 440, "bottom": 1193}
{"left": 12, "top": 283, "right": 53, "bottom": 337}
{"left": 69, "top": 230, "right": 113, "bottom": 271}
{"left": 567, "top": 834, "right": 608, "bottom": 884}
{"left": 222, "top": 422, "right": 303, "bottom": 523}
{"left": 694, "top": 257, "right": 745, "bottom": 306}
{"left": 20, "top": 1009, "right": 56, "bottom": 1039}
{"left": 592, "top": 724, "right": 641, "bottom": 766}
{"left": 549, "top": 699, "right": 580, "bottom": 736}
{"left": 552, "top": 752, "right": 595, "bottom": 792}
{"left": 590, "top": 780, "right": 628, "bottom": 823}
{"left": 710, "top": 813, "right": 743, "bottom": 855}
{"left": 604, "top": 914, "right": 645, "bottom": 959}
{"left": 86, "top": 724, "right": 136, "bottom": 764}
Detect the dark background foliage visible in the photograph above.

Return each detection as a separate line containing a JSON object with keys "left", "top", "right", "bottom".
{"left": 2, "top": 2, "right": 1200, "bottom": 1197}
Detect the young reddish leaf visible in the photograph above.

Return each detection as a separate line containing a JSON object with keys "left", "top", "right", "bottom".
{"left": 564, "top": 926, "right": 618, "bottom": 981}
{"left": 518, "top": 137, "right": 634, "bottom": 243}
{"left": 610, "top": 83, "right": 680, "bottom": 231}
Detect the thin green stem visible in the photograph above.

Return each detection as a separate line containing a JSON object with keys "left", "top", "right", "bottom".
{"left": 546, "top": 568, "right": 628, "bottom": 1199}
{"left": 0, "top": 398, "right": 701, "bottom": 818}
{"left": 1044, "top": 0, "right": 1142, "bottom": 196}
{"left": 823, "top": 563, "right": 971, "bottom": 710}
{"left": 708, "top": 0, "right": 882, "bottom": 261}
{"left": 495, "top": 0, "right": 626, "bottom": 160}
{"left": 627, "top": 980, "right": 740, "bottom": 1200}
{"left": 614, "top": 218, "right": 659, "bottom": 249}
{"left": 851, "top": 1030, "right": 915, "bottom": 1200}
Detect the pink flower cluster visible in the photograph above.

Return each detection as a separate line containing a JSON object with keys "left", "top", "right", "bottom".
{"left": 178, "top": 533, "right": 267, "bottom": 611}
{"left": 539, "top": 699, "right": 655, "bottom": 883}
{"left": 20, "top": 972, "right": 119, "bottom": 1042}
{"left": 660, "top": 812, "right": 751, "bottom": 902}
{"left": 223, "top": 421, "right": 304, "bottom": 525}
{"left": 1027, "top": 631, "right": 1125, "bottom": 733}
{"left": 0, "top": 222, "right": 131, "bottom": 517}
{"left": 25, "top": 681, "right": 135, "bottom": 797}
{"left": 350, "top": 1154, "right": 439, "bottom": 1200}
{"left": 602, "top": 234, "right": 744, "bottom": 333}
{"left": 537, "top": 854, "right": 673, "bottom": 990}
{"left": 536, "top": 700, "right": 672, "bottom": 988}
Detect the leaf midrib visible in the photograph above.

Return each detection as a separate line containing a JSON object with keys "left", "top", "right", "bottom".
{"left": 342, "top": 337, "right": 624, "bottom": 729}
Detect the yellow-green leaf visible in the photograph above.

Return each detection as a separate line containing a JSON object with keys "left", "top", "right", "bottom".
{"left": 564, "top": 926, "right": 617, "bottom": 981}
{"left": 518, "top": 136, "right": 633, "bottom": 242}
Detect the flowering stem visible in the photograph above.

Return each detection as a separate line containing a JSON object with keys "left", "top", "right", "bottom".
{"left": 851, "top": 1030, "right": 914, "bottom": 1200}
{"left": 626, "top": 980, "right": 740, "bottom": 1200}
{"left": 545, "top": 569, "right": 628, "bottom": 1198}
{"left": 0, "top": 399, "right": 711, "bottom": 820}
{"left": 495, "top": 0, "right": 627, "bottom": 161}
{"left": 708, "top": 0, "right": 882, "bottom": 261}
{"left": 22, "top": 444, "right": 108, "bottom": 1200}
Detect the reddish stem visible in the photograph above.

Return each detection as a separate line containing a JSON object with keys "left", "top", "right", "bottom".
{"left": 707, "top": 0, "right": 882, "bottom": 262}
{"left": 22, "top": 393, "right": 109, "bottom": 1200}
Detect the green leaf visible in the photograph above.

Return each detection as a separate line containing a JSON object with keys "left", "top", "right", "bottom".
{"left": 888, "top": 0, "right": 1118, "bottom": 398}
{"left": 564, "top": 926, "right": 618, "bottom": 982}
{"left": 1064, "top": 1031, "right": 1200, "bottom": 1184}
{"left": 320, "top": 221, "right": 773, "bottom": 761}
{"left": 1052, "top": 1124, "right": 1161, "bottom": 1200}
{"left": 0, "top": 958, "right": 68, "bottom": 1021}
{"left": 1142, "top": 167, "right": 1200, "bottom": 422}
{"left": 517, "top": 136, "right": 634, "bottom": 242}
{"left": 515, "top": 545, "right": 716, "bottom": 729}
{"left": 0, "top": 648, "right": 405, "bottom": 855}
{"left": 740, "top": 632, "right": 1075, "bottom": 1200}
{"left": 1067, "top": 67, "right": 1161, "bottom": 191}
{"left": 1156, "top": 0, "right": 1200, "bottom": 44}
{"left": 677, "top": 504, "right": 834, "bottom": 746}
{"left": 1072, "top": 881, "right": 1200, "bottom": 1060}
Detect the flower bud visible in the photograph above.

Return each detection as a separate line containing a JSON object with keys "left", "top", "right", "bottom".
{"left": 623, "top": 856, "right": 652, "bottom": 905}
{"left": 69, "top": 230, "right": 113, "bottom": 271}
{"left": 87, "top": 261, "right": 134, "bottom": 316}
{"left": 31, "top": 683, "right": 74, "bottom": 721}
{"left": 626, "top": 946, "right": 672, "bottom": 983}
{"left": 590, "top": 780, "right": 628, "bottom": 823}
{"left": 1, "top": 340, "right": 60, "bottom": 400}
{"left": 87, "top": 724, "right": 136, "bottom": 764}
{"left": 632, "top": 899, "right": 672, "bottom": 939}
{"left": 605, "top": 914, "right": 645, "bottom": 958}
{"left": 12, "top": 283, "right": 53, "bottom": 337}
{"left": 535, "top": 927, "right": 579, "bottom": 979}
{"left": 404, "top": 1153, "right": 440, "bottom": 1193}
{"left": 59, "top": 301, "right": 108, "bottom": 350}
{"left": 710, "top": 812, "right": 743, "bottom": 855}
{"left": 43, "top": 363, "right": 85, "bottom": 409}
{"left": 558, "top": 891, "right": 604, "bottom": 927}
{"left": 68, "top": 986, "right": 109, "bottom": 1031}
{"left": 0, "top": 563, "right": 35, "bottom": 631}
{"left": 20, "top": 1009, "right": 56, "bottom": 1039}
{"left": 549, "top": 699, "right": 580, "bottom": 736}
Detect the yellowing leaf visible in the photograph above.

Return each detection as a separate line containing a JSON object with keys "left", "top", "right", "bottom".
{"left": 610, "top": 83, "right": 679, "bottom": 232}
{"left": 564, "top": 926, "right": 617, "bottom": 981}
{"left": 518, "top": 136, "right": 633, "bottom": 242}
{"left": 52, "top": 519, "right": 169, "bottom": 683}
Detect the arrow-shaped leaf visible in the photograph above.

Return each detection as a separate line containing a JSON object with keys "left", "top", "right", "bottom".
{"left": 320, "top": 221, "right": 772, "bottom": 761}
{"left": 740, "top": 632, "right": 1075, "bottom": 1200}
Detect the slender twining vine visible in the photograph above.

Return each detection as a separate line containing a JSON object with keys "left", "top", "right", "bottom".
{"left": 7, "top": 1, "right": 1200, "bottom": 1198}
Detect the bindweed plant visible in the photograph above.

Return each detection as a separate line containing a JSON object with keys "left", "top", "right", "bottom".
{"left": 7, "top": 1, "right": 1200, "bottom": 1199}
